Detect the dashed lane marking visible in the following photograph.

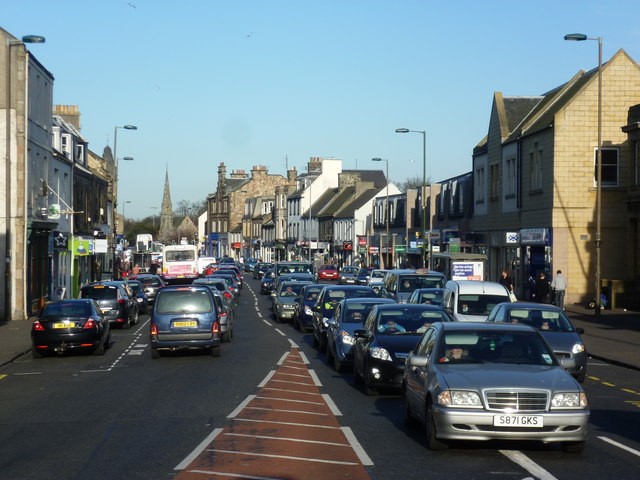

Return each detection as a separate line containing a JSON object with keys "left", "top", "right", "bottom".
{"left": 598, "top": 436, "right": 640, "bottom": 457}
{"left": 500, "top": 450, "right": 558, "bottom": 480}
{"left": 257, "top": 370, "right": 276, "bottom": 388}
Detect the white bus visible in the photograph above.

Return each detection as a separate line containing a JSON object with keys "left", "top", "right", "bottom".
{"left": 162, "top": 244, "right": 199, "bottom": 283}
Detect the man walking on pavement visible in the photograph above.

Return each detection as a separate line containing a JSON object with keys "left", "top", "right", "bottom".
{"left": 551, "top": 269, "right": 568, "bottom": 310}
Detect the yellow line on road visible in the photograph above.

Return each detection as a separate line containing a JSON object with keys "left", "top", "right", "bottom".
{"left": 0, "top": 374, "right": 7, "bottom": 381}
{"left": 602, "top": 382, "right": 616, "bottom": 387}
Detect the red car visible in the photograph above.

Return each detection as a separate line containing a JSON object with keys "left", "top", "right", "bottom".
{"left": 317, "top": 264, "right": 339, "bottom": 280}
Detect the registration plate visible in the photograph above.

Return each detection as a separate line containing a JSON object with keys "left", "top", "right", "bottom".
{"left": 493, "top": 415, "right": 543, "bottom": 427}
{"left": 174, "top": 321, "right": 197, "bottom": 327}
{"left": 101, "top": 307, "right": 111, "bottom": 313}
{"left": 53, "top": 322, "right": 75, "bottom": 329}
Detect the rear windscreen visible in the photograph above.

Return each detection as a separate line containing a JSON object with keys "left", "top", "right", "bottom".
{"left": 155, "top": 290, "right": 214, "bottom": 314}
{"left": 41, "top": 302, "right": 91, "bottom": 318}
{"left": 81, "top": 286, "right": 117, "bottom": 300}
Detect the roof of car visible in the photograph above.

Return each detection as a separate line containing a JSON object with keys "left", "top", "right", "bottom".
{"left": 439, "top": 322, "right": 537, "bottom": 332}
{"left": 499, "top": 302, "right": 562, "bottom": 311}
{"left": 445, "top": 280, "right": 510, "bottom": 294}
{"left": 374, "top": 303, "right": 446, "bottom": 311}
{"left": 321, "top": 285, "right": 374, "bottom": 291}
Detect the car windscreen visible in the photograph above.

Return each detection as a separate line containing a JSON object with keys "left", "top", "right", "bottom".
{"left": 437, "top": 330, "right": 556, "bottom": 365}
{"left": 398, "top": 274, "right": 445, "bottom": 292}
{"left": 165, "top": 250, "right": 196, "bottom": 262}
{"left": 128, "top": 283, "right": 143, "bottom": 294}
{"left": 342, "top": 302, "right": 379, "bottom": 323}
{"left": 278, "top": 283, "right": 307, "bottom": 296}
{"left": 139, "top": 277, "right": 162, "bottom": 287}
{"left": 414, "top": 290, "right": 443, "bottom": 304}
{"left": 376, "top": 308, "right": 450, "bottom": 333}
{"left": 155, "top": 289, "right": 214, "bottom": 314}
{"left": 278, "top": 263, "right": 313, "bottom": 275}
{"left": 40, "top": 302, "right": 91, "bottom": 318}
{"left": 81, "top": 285, "right": 118, "bottom": 300}
{"left": 503, "top": 309, "right": 575, "bottom": 332}
{"left": 458, "top": 294, "right": 511, "bottom": 316}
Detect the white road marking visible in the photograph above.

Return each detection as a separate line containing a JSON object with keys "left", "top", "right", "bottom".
{"left": 13, "top": 372, "right": 42, "bottom": 375}
{"left": 261, "top": 386, "right": 322, "bottom": 396}
{"left": 127, "top": 350, "right": 144, "bottom": 355}
{"left": 269, "top": 379, "right": 316, "bottom": 387}
{"left": 188, "top": 469, "right": 282, "bottom": 480}
{"left": 227, "top": 395, "right": 256, "bottom": 419}
{"left": 274, "top": 328, "right": 286, "bottom": 336}
{"left": 245, "top": 406, "right": 329, "bottom": 416}
{"left": 225, "top": 432, "right": 347, "bottom": 446}
{"left": 233, "top": 418, "right": 341, "bottom": 429}
{"left": 288, "top": 338, "right": 300, "bottom": 348}
{"left": 174, "top": 428, "right": 223, "bottom": 470}
{"left": 205, "top": 448, "right": 359, "bottom": 465}
{"left": 500, "top": 450, "right": 558, "bottom": 480}
{"left": 262, "top": 319, "right": 271, "bottom": 326}
{"left": 341, "top": 426, "right": 374, "bottom": 466}
{"left": 322, "top": 394, "right": 342, "bottom": 416}
{"left": 276, "top": 371, "right": 313, "bottom": 379}
{"left": 298, "top": 351, "right": 310, "bottom": 364}
{"left": 257, "top": 370, "right": 276, "bottom": 388}
{"left": 308, "top": 369, "right": 322, "bottom": 386}
{"left": 279, "top": 364, "right": 307, "bottom": 371}
{"left": 276, "top": 351, "right": 289, "bottom": 365}
{"left": 598, "top": 436, "right": 640, "bottom": 457}
{"left": 255, "top": 395, "right": 325, "bottom": 406}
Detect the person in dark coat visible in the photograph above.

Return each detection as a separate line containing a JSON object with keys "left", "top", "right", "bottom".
{"left": 533, "top": 272, "right": 550, "bottom": 303}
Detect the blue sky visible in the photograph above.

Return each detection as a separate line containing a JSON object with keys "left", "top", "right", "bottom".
{"left": 4, "top": 0, "right": 640, "bottom": 219}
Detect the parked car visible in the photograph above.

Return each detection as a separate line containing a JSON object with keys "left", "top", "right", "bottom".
{"left": 338, "top": 265, "right": 360, "bottom": 285}
{"left": 127, "top": 273, "right": 166, "bottom": 304}
{"left": 194, "top": 277, "right": 236, "bottom": 310}
{"left": 293, "top": 284, "right": 326, "bottom": 332}
{"left": 260, "top": 267, "right": 276, "bottom": 294}
{"left": 31, "top": 299, "right": 111, "bottom": 357}
{"left": 353, "top": 304, "right": 452, "bottom": 395}
{"left": 356, "top": 267, "right": 375, "bottom": 285}
{"left": 407, "top": 288, "right": 444, "bottom": 306}
{"left": 402, "top": 322, "right": 589, "bottom": 452}
{"left": 442, "top": 280, "right": 512, "bottom": 322}
{"left": 312, "top": 285, "right": 376, "bottom": 351}
{"left": 126, "top": 279, "right": 149, "bottom": 315}
{"left": 254, "top": 262, "right": 274, "bottom": 280}
{"left": 150, "top": 285, "right": 222, "bottom": 358}
{"left": 486, "top": 302, "right": 587, "bottom": 382}
{"left": 317, "top": 264, "right": 339, "bottom": 281}
{"left": 380, "top": 269, "right": 447, "bottom": 303}
{"left": 271, "top": 281, "right": 313, "bottom": 323}
{"left": 326, "top": 297, "right": 396, "bottom": 372}
{"left": 80, "top": 281, "right": 139, "bottom": 329}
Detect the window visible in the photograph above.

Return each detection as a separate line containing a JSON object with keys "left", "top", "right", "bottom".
{"left": 489, "top": 164, "right": 500, "bottom": 200}
{"left": 505, "top": 157, "right": 516, "bottom": 197}
{"left": 475, "top": 166, "right": 485, "bottom": 204}
{"left": 596, "top": 148, "right": 619, "bottom": 187}
{"left": 530, "top": 144, "right": 542, "bottom": 191}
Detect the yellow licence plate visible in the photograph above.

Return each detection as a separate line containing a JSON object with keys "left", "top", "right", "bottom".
{"left": 174, "top": 321, "right": 197, "bottom": 327}
{"left": 53, "top": 322, "right": 75, "bottom": 329}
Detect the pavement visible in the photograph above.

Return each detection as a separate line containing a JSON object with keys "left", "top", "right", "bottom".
{"left": 1, "top": 303, "right": 639, "bottom": 371}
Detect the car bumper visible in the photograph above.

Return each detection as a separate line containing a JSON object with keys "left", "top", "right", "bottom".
{"left": 32, "top": 332, "right": 102, "bottom": 351}
{"left": 276, "top": 308, "right": 297, "bottom": 319}
{"left": 299, "top": 313, "right": 314, "bottom": 329}
{"left": 431, "top": 406, "right": 589, "bottom": 443}
{"left": 151, "top": 333, "right": 220, "bottom": 351}
{"left": 364, "top": 359, "right": 406, "bottom": 389}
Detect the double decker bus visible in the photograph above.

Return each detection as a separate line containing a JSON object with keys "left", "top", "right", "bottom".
{"left": 161, "top": 244, "right": 198, "bottom": 283}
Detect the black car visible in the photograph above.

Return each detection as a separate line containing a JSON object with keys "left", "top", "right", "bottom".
{"left": 353, "top": 304, "right": 452, "bottom": 395}
{"left": 128, "top": 273, "right": 166, "bottom": 304}
{"left": 150, "top": 285, "right": 222, "bottom": 358}
{"left": 126, "top": 279, "right": 149, "bottom": 315}
{"left": 31, "top": 299, "right": 111, "bottom": 357}
{"left": 254, "top": 262, "right": 274, "bottom": 280}
{"left": 260, "top": 267, "right": 276, "bottom": 294}
{"left": 312, "top": 285, "right": 376, "bottom": 351}
{"left": 326, "top": 297, "right": 396, "bottom": 372}
{"left": 80, "top": 281, "right": 139, "bottom": 329}
{"left": 293, "top": 284, "right": 326, "bottom": 332}
{"left": 356, "top": 267, "right": 375, "bottom": 285}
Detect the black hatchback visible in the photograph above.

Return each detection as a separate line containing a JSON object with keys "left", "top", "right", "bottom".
{"left": 80, "top": 281, "right": 139, "bottom": 329}
{"left": 31, "top": 299, "right": 111, "bottom": 357}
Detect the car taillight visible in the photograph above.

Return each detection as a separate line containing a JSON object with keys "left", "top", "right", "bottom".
{"left": 33, "top": 319, "right": 45, "bottom": 331}
{"left": 212, "top": 321, "right": 219, "bottom": 334}
{"left": 118, "top": 299, "right": 126, "bottom": 304}
{"left": 83, "top": 318, "right": 97, "bottom": 329}
{"left": 223, "top": 292, "right": 231, "bottom": 299}
{"left": 150, "top": 323, "right": 158, "bottom": 335}
{"left": 219, "top": 312, "right": 227, "bottom": 317}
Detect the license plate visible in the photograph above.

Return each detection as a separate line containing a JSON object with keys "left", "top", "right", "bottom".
{"left": 101, "top": 307, "right": 111, "bottom": 313}
{"left": 493, "top": 415, "right": 544, "bottom": 427}
{"left": 53, "top": 322, "right": 75, "bottom": 329}
{"left": 177, "top": 275, "right": 185, "bottom": 278}
{"left": 174, "top": 321, "right": 197, "bottom": 327}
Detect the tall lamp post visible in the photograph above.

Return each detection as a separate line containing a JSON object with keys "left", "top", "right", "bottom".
{"left": 111, "top": 125, "right": 136, "bottom": 279}
{"left": 372, "top": 158, "right": 390, "bottom": 269}
{"left": 150, "top": 206, "right": 158, "bottom": 228}
{"left": 4, "top": 34, "right": 45, "bottom": 321}
{"left": 564, "top": 33, "right": 603, "bottom": 315}
{"left": 396, "top": 128, "right": 428, "bottom": 268}
{"left": 122, "top": 201, "right": 132, "bottom": 241}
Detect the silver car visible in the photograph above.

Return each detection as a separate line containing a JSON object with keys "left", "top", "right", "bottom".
{"left": 271, "top": 281, "right": 312, "bottom": 323}
{"left": 486, "top": 302, "right": 587, "bottom": 382}
{"left": 338, "top": 266, "right": 360, "bottom": 285}
{"left": 402, "top": 322, "right": 589, "bottom": 452}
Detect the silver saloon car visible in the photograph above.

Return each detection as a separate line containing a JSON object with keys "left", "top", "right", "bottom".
{"left": 402, "top": 322, "right": 589, "bottom": 452}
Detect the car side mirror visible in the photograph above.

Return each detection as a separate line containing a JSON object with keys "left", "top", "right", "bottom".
{"left": 576, "top": 327, "right": 585, "bottom": 335}
{"left": 560, "top": 357, "right": 577, "bottom": 370}
{"left": 407, "top": 355, "right": 429, "bottom": 367}
{"left": 326, "top": 318, "right": 336, "bottom": 327}
{"left": 312, "top": 305, "right": 321, "bottom": 312}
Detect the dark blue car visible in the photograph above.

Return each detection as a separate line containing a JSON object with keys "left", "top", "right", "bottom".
{"left": 326, "top": 297, "right": 396, "bottom": 372}
{"left": 293, "top": 284, "right": 326, "bottom": 331}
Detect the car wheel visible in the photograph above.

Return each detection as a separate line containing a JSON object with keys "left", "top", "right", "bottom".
{"left": 211, "top": 346, "right": 221, "bottom": 357}
{"left": 132, "top": 309, "right": 139, "bottom": 325}
{"left": 121, "top": 317, "right": 131, "bottom": 330}
{"left": 222, "top": 331, "right": 231, "bottom": 343}
{"left": 425, "top": 401, "right": 448, "bottom": 450}
{"left": 402, "top": 387, "right": 417, "bottom": 427}
{"left": 333, "top": 352, "right": 343, "bottom": 373}
{"left": 93, "top": 337, "right": 106, "bottom": 356}
{"left": 352, "top": 358, "right": 361, "bottom": 385}
{"left": 105, "top": 333, "right": 113, "bottom": 349}
{"left": 326, "top": 344, "right": 334, "bottom": 364}
{"left": 363, "top": 369, "right": 377, "bottom": 396}
{"left": 561, "top": 441, "right": 585, "bottom": 453}
{"left": 32, "top": 348, "right": 44, "bottom": 359}
{"left": 151, "top": 348, "right": 161, "bottom": 359}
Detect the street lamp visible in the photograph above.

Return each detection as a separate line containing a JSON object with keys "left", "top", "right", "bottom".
{"left": 122, "top": 200, "right": 132, "bottom": 238}
{"left": 4, "top": 34, "right": 45, "bottom": 321}
{"left": 372, "top": 158, "right": 390, "bottom": 269}
{"left": 564, "top": 33, "right": 603, "bottom": 315}
{"left": 111, "top": 125, "right": 136, "bottom": 278}
{"left": 396, "top": 128, "right": 428, "bottom": 268}
{"left": 150, "top": 206, "right": 158, "bottom": 228}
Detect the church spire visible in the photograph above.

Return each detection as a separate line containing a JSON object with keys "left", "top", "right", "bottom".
{"left": 158, "top": 166, "right": 174, "bottom": 244}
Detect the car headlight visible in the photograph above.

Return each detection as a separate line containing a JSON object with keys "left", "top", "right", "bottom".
{"left": 262, "top": 282, "right": 268, "bottom": 287}
{"left": 572, "top": 343, "right": 586, "bottom": 354}
{"left": 322, "top": 318, "right": 330, "bottom": 327}
{"left": 341, "top": 331, "right": 356, "bottom": 345}
{"left": 369, "top": 347, "right": 392, "bottom": 361}
{"left": 438, "top": 390, "right": 482, "bottom": 407}
{"left": 304, "top": 306, "right": 313, "bottom": 315}
{"left": 340, "top": 276, "right": 346, "bottom": 280}
{"left": 551, "top": 392, "right": 588, "bottom": 409}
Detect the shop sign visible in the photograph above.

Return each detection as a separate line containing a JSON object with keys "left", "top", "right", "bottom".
{"left": 53, "top": 231, "right": 69, "bottom": 250}
{"left": 69, "top": 237, "right": 90, "bottom": 256}
{"left": 357, "top": 236, "right": 367, "bottom": 246}
{"left": 394, "top": 245, "right": 406, "bottom": 253}
{"left": 452, "top": 262, "right": 484, "bottom": 281}
{"left": 358, "top": 246, "right": 367, "bottom": 254}
{"left": 231, "top": 242, "right": 242, "bottom": 249}
{"left": 343, "top": 241, "right": 353, "bottom": 250}
{"left": 368, "top": 246, "right": 379, "bottom": 254}
{"left": 520, "top": 228, "right": 548, "bottom": 245}
{"left": 506, "top": 232, "right": 519, "bottom": 244}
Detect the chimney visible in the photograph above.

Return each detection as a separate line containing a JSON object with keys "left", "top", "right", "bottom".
{"left": 287, "top": 166, "right": 297, "bottom": 183}
{"left": 217, "top": 162, "right": 227, "bottom": 193}
{"left": 53, "top": 105, "right": 81, "bottom": 130}
{"left": 251, "top": 165, "right": 268, "bottom": 178}
{"left": 230, "top": 169, "right": 248, "bottom": 179}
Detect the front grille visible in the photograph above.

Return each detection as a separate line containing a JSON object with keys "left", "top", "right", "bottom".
{"left": 485, "top": 390, "right": 548, "bottom": 412}
{"left": 554, "top": 351, "right": 571, "bottom": 358}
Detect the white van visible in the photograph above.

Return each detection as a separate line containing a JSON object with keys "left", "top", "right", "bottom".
{"left": 442, "top": 280, "right": 512, "bottom": 322}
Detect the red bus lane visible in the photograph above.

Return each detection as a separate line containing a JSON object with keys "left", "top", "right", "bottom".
{"left": 174, "top": 348, "right": 373, "bottom": 480}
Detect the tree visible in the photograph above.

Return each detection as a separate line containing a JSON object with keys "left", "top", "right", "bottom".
{"left": 397, "top": 176, "right": 431, "bottom": 192}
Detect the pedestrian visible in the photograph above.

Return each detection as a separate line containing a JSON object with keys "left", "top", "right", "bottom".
{"left": 148, "top": 261, "right": 159, "bottom": 275}
{"left": 499, "top": 270, "right": 514, "bottom": 295}
{"left": 533, "top": 272, "right": 550, "bottom": 303}
{"left": 132, "top": 263, "right": 141, "bottom": 275}
{"left": 550, "top": 269, "right": 568, "bottom": 310}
